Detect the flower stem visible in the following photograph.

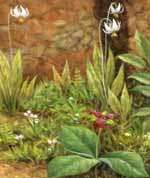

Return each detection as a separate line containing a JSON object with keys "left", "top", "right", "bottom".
{"left": 94, "top": 129, "right": 102, "bottom": 178}
{"left": 8, "top": 12, "right": 13, "bottom": 64}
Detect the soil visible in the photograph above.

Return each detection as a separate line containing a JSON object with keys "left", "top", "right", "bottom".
{"left": 0, "top": 162, "right": 46, "bottom": 178}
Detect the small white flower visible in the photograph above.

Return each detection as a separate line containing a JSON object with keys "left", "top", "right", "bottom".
{"left": 110, "top": 2, "right": 124, "bottom": 14}
{"left": 48, "top": 138, "right": 58, "bottom": 146}
{"left": 103, "top": 19, "right": 121, "bottom": 35}
{"left": 24, "top": 110, "right": 38, "bottom": 119}
{"left": 69, "top": 97, "right": 74, "bottom": 101}
{"left": 124, "top": 132, "right": 132, "bottom": 137}
{"left": 15, "top": 134, "right": 24, "bottom": 140}
{"left": 10, "top": 5, "right": 29, "bottom": 18}
{"left": 75, "top": 113, "right": 80, "bottom": 117}
{"left": 34, "top": 118, "right": 39, "bottom": 124}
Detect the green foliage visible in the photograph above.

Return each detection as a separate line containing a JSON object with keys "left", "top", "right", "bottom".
{"left": 22, "top": 81, "right": 62, "bottom": 113}
{"left": 108, "top": 84, "right": 132, "bottom": 119}
{"left": 48, "top": 126, "right": 148, "bottom": 178}
{"left": 87, "top": 46, "right": 125, "bottom": 109}
{"left": 100, "top": 152, "right": 148, "bottom": 178}
{"left": 52, "top": 61, "right": 71, "bottom": 92}
{"left": 0, "top": 50, "right": 36, "bottom": 113}
{"left": 48, "top": 155, "right": 98, "bottom": 178}
{"left": 0, "top": 116, "right": 59, "bottom": 162}
{"left": 60, "top": 126, "right": 98, "bottom": 158}
{"left": 118, "top": 31, "right": 150, "bottom": 97}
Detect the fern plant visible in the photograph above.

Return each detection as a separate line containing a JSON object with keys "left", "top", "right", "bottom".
{"left": 0, "top": 50, "right": 36, "bottom": 113}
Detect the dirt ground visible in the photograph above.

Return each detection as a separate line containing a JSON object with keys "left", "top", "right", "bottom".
{"left": 0, "top": 162, "right": 46, "bottom": 178}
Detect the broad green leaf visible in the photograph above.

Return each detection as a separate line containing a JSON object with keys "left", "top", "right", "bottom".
{"left": 48, "top": 155, "right": 99, "bottom": 178}
{"left": 118, "top": 53, "right": 146, "bottom": 69}
{"left": 132, "top": 107, "right": 150, "bottom": 117}
{"left": 60, "top": 126, "right": 99, "bottom": 158}
{"left": 111, "top": 65, "right": 124, "bottom": 96}
{"left": 100, "top": 151, "right": 149, "bottom": 178}
{"left": 121, "top": 84, "right": 132, "bottom": 119}
{"left": 108, "top": 90, "right": 121, "bottom": 114}
{"left": 135, "top": 31, "right": 150, "bottom": 65}
{"left": 129, "top": 72, "right": 150, "bottom": 85}
{"left": 131, "top": 85, "right": 150, "bottom": 97}
{"left": 106, "top": 50, "right": 115, "bottom": 87}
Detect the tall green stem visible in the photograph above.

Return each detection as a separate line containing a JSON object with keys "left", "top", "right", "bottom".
{"left": 8, "top": 12, "right": 13, "bottom": 64}
{"left": 94, "top": 129, "right": 102, "bottom": 178}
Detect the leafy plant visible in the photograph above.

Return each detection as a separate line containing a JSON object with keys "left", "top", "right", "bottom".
{"left": 47, "top": 126, "right": 149, "bottom": 178}
{"left": 52, "top": 61, "right": 71, "bottom": 92}
{"left": 0, "top": 50, "right": 36, "bottom": 113}
{"left": 22, "top": 81, "right": 62, "bottom": 113}
{"left": 118, "top": 31, "right": 150, "bottom": 97}
{"left": 87, "top": 46, "right": 124, "bottom": 110}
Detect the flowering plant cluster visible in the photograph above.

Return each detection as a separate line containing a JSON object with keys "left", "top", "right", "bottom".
{"left": 91, "top": 111, "right": 116, "bottom": 129}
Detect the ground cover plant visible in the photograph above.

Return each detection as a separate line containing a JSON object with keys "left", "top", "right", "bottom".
{"left": 0, "top": 1, "right": 150, "bottom": 178}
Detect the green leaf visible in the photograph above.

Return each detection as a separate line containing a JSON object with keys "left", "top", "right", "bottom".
{"left": 100, "top": 151, "right": 149, "bottom": 178}
{"left": 135, "top": 31, "right": 150, "bottom": 65}
{"left": 132, "top": 107, "right": 150, "bottom": 117}
{"left": 62, "top": 61, "right": 71, "bottom": 86}
{"left": 60, "top": 126, "right": 99, "bottom": 158}
{"left": 106, "top": 50, "right": 115, "bottom": 87}
{"left": 131, "top": 85, "right": 150, "bottom": 97}
{"left": 121, "top": 84, "right": 132, "bottom": 119}
{"left": 129, "top": 72, "right": 150, "bottom": 85}
{"left": 111, "top": 65, "right": 124, "bottom": 96}
{"left": 108, "top": 90, "right": 121, "bottom": 114}
{"left": 118, "top": 53, "right": 146, "bottom": 69}
{"left": 48, "top": 155, "right": 99, "bottom": 178}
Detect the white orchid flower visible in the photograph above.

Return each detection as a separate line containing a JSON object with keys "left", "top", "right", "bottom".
{"left": 110, "top": 2, "right": 124, "bottom": 14}
{"left": 103, "top": 19, "right": 121, "bottom": 35}
{"left": 10, "top": 5, "right": 29, "bottom": 19}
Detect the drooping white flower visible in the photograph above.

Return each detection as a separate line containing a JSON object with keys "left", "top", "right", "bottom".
{"left": 15, "top": 134, "right": 24, "bottom": 140}
{"left": 103, "top": 19, "right": 121, "bottom": 35}
{"left": 10, "top": 5, "right": 29, "bottom": 19}
{"left": 110, "top": 2, "right": 124, "bottom": 14}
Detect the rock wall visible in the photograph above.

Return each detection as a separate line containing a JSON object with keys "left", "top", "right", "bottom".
{"left": 0, "top": 0, "right": 149, "bottom": 78}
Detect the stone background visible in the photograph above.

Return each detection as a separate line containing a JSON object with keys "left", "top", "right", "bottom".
{"left": 0, "top": 0, "right": 149, "bottom": 78}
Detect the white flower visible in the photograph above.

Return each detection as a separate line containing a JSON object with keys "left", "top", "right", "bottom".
{"left": 24, "top": 110, "right": 38, "bottom": 119}
{"left": 48, "top": 138, "right": 58, "bottom": 146}
{"left": 143, "top": 132, "right": 150, "bottom": 140}
{"left": 124, "top": 132, "right": 132, "bottom": 137}
{"left": 15, "top": 134, "right": 24, "bottom": 140}
{"left": 10, "top": 5, "right": 29, "bottom": 18}
{"left": 34, "top": 118, "right": 40, "bottom": 124}
{"left": 110, "top": 2, "right": 124, "bottom": 14}
{"left": 103, "top": 19, "right": 121, "bottom": 35}
{"left": 68, "top": 97, "right": 74, "bottom": 101}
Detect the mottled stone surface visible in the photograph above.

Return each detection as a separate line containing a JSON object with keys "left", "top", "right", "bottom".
{"left": 0, "top": 0, "right": 97, "bottom": 78}
{"left": 0, "top": 0, "right": 149, "bottom": 78}
{"left": 126, "top": 0, "right": 150, "bottom": 51}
